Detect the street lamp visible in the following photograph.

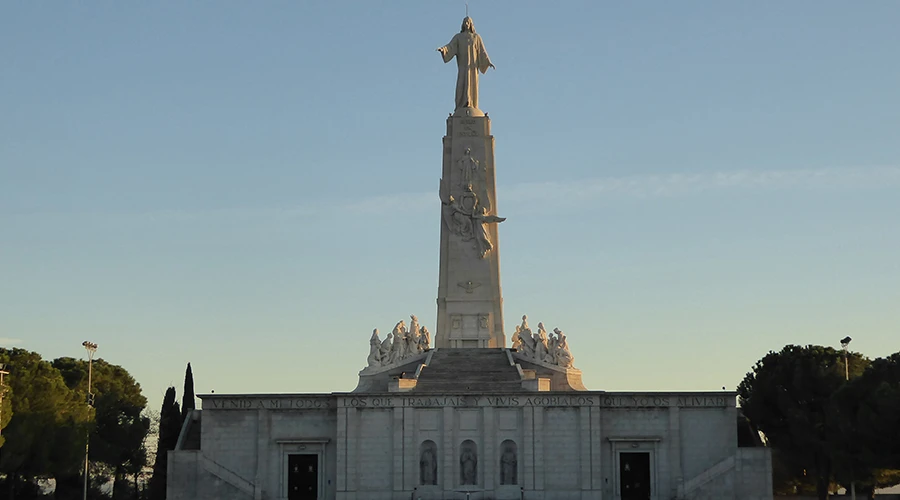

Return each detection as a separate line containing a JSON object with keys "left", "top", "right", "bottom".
{"left": 0, "top": 363, "right": 8, "bottom": 438}
{"left": 82, "top": 341, "right": 98, "bottom": 500}
{"left": 839, "top": 336, "right": 855, "bottom": 500}
{"left": 840, "top": 336, "right": 852, "bottom": 381}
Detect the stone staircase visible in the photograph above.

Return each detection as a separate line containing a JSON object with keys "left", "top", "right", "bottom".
{"left": 414, "top": 348, "right": 524, "bottom": 393}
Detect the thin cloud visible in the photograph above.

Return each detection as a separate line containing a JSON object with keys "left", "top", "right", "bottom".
{"left": 0, "top": 338, "right": 23, "bottom": 346}
{"left": 5, "top": 166, "right": 898, "bottom": 222}
{"left": 500, "top": 166, "right": 900, "bottom": 202}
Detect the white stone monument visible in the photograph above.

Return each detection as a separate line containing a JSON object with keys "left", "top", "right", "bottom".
{"left": 435, "top": 16, "right": 506, "bottom": 348}
{"left": 165, "top": 16, "right": 775, "bottom": 500}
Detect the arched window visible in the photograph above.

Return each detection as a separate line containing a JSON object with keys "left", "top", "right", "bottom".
{"left": 419, "top": 440, "right": 438, "bottom": 485}
{"left": 459, "top": 440, "right": 478, "bottom": 485}
{"left": 499, "top": 440, "right": 518, "bottom": 485}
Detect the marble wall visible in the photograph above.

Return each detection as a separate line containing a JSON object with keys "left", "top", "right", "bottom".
{"left": 168, "top": 392, "right": 772, "bottom": 500}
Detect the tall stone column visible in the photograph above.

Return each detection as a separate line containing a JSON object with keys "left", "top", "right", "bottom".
{"left": 435, "top": 112, "right": 505, "bottom": 348}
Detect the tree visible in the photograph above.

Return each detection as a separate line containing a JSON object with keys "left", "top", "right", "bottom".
{"left": 52, "top": 357, "right": 151, "bottom": 499}
{"left": 0, "top": 365, "right": 13, "bottom": 448}
{"left": 737, "top": 344, "right": 869, "bottom": 500}
{"left": 0, "top": 348, "right": 89, "bottom": 500}
{"left": 147, "top": 386, "right": 180, "bottom": 500}
{"left": 829, "top": 352, "right": 900, "bottom": 498}
{"left": 181, "top": 363, "right": 195, "bottom": 423}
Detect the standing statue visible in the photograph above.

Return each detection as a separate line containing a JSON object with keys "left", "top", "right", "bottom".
{"left": 536, "top": 323, "right": 551, "bottom": 363}
{"left": 367, "top": 329, "right": 382, "bottom": 367}
{"left": 420, "top": 443, "right": 438, "bottom": 485}
{"left": 459, "top": 442, "right": 478, "bottom": 486}
{"left": 500, "top": 442, "right": 518, "bottom": 485}
{"left": 518, "top": 319, "right": 536, "bottom": 358}
{"left": 409, "top": 315, "right": 420, "bottom": 343}
{"left": 437, "top": 17, "right": 495, "bottom": 112}
{"left": 391, "top": 320, "right": 408, "bottom": 359}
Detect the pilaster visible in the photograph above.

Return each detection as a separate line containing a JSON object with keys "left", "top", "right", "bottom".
{"left": 483, "top": 406, "right": 495, "bottom": 490}
{"left": 442, "top": 406, "right": 454, "bottom": 492}
{"left": 392, "top": 407, "right": 404, "bottom": 492}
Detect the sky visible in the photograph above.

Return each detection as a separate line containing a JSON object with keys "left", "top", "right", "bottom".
{"left": 2, "top": 1, "right": 899, "bottom": 411}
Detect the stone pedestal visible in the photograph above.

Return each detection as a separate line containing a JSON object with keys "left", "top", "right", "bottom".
{"left": 435, "top": 113, "right": 505, "bottom": 348}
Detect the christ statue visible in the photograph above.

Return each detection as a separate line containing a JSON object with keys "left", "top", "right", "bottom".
{"left": 437, "top": 17, "right": 494, "bottom": 112}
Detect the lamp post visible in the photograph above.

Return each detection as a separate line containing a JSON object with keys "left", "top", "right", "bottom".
{"left": 0, "top": 363, "right": 8, "bottom": 438}
{"left": 841, "top": 336, "right": 852, "bottom": 381}
{"left": 840, "top": 336, "right": 855, "bottom": 500}
{"left": 82, "top": 341, "right": 98, "bottom": 500}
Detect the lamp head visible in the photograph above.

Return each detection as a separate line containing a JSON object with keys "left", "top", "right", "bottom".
{"left": 840, "top": 336, "right": 852, "bottom": 349}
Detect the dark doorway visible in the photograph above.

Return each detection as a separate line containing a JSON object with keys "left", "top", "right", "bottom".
{"left": 619, "top": 452, "right": 651, "bottom": 500}
{"left": 288, "top": 454, "right": 318, "bottom": 500}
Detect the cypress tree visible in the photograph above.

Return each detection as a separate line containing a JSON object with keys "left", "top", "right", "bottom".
{"left": 181, "top": 363, "right": 195, "bottom": 422}
{"left": 148, "top": 386, "right": 180, "bottom": 500}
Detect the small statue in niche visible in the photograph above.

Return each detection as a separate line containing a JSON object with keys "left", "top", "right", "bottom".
{"left": 420, "top": 442, "right": 438, "bottom": 485}
{"left": 459, "top": 441, "right": 478, "bottom": 486}
{"left": 499, "top": 441, "right": 518, "bottom": 485}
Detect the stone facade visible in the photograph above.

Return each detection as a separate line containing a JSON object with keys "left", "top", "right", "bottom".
{"left": 168, "top": 388, "right": 772, "bottom": 500}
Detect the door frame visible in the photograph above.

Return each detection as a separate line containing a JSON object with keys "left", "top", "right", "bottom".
{"left": 278, "top": 439, "right": 329, "bottom": 500}
{"left": 608, "top": 437, "right": 660, "bottom": 500}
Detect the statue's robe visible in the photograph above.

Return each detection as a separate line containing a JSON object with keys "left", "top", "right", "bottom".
{"left": 440, "top": 31, "right": 492, "bottom": 111}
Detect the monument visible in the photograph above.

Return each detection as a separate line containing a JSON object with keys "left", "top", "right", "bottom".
{"left": 167, "top": 16, "right": 774, "bottom": 500}
{"left": 435, "top": 15, "right": 505, "bottom": 349}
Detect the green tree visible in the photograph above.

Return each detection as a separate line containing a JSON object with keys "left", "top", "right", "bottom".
{"left": 52, "top": 357, "right": 151, "bottom": 499}
{"left": 829, "top": 352, "right": 900, "bottom": 498}
{"left": 147, "top": 387, "right": 180, "bottom": 500}
{"left": 181, "top": 363, "right": 195, "bottom": 423}
{"left": 737, "top": 344, "right": 869, "bottom": 500}
{"left": 0, "top": 348, "right": 89, "bottom": 500}
{"left": 0, "top": 366, "right": 13, "bottom": 448}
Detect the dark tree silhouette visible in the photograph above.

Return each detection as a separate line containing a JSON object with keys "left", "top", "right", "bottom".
{"left": 147, "top": 386, "right": 180, "bottom": 500}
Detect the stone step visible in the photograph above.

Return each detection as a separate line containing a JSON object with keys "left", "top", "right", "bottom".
{"left": 414, "top": 348, "right": 523, "bottom": 393}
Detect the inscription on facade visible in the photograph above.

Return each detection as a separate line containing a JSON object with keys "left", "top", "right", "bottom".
{"left": 339, "top": 394, "right": 730, "bottom": 409}
{"left": 206, "top": 398, "right": 334, "bottom": 410}
{"left": 456, "top": 118, "right": 479, "bottom": 137}
{"left": 203, "top": 394, "right": 730, "bottom": 410}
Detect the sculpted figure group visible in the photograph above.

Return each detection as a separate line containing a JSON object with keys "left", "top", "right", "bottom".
{"left": 367, "top": 315, "right": 431, "bottom": 369}
{"left": 510, "top": 315, "right": 575, "bottom": 368}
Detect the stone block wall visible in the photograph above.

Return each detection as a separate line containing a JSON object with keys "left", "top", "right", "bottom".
{"left": 734, "top": 447, "right": 774, "bottom": 500}
{"left": 167, "top": 391, "right": 769, "bottom": 500}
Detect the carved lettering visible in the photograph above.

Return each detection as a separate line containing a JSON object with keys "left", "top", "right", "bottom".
{"left": 205, "top": 398, "right": 332, "bottom": 410}
{"left": 205, "top": 394, "right": 729, "bottom": 410}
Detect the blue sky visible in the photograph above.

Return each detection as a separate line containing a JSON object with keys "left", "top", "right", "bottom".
{"left": 2, "top": 2, "right": 899, "bottom": 409}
